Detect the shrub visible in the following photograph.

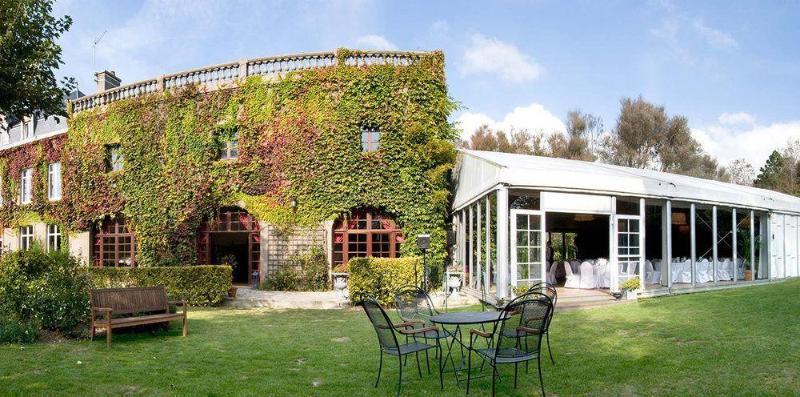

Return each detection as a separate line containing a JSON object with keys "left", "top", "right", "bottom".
{"left": 0, "top": 246, "right": 91, "bottom": 336}
{"left": 620, "top": 276, "right": 641, "bottom": 291}
{"left": 262, "top": 247, "right": 330, "bottom": 291}
{"left": 0, "top": 316, "right": 39, "bottom": 344}
{"left": 90, "top": 265, "right": 232, "bottom": 306}
{"left": 262, "top": 266, "right": 301, "bottom": 291}
{"left": 348, "top": 257, "right": 419, "bottom": 306}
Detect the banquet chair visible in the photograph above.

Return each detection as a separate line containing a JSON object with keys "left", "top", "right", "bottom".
{"left": 626, "top": 262, "right": 638, "bottom": 279}
{"left": 595, "top": 258, "right": 610, "bottom": 288}
{"left": 645, "top": 260, "right": 661, "bottom": 285}
{"left": 564, "top": 261, "right": 581, "bottom": 288}
{"left": 546, "top": 261, "right": 557, "bottom": 284}
{"left": 718, "top": 259, "right": 732, "bottom": 281}
{"left": 696, "top": 258, "right": 712, "bottom": 283}
{"left": 677, "top": 259, "right": 692, "bottom": 283}
{"left": 579, "top": 262, "right": 596, "bottom": 289}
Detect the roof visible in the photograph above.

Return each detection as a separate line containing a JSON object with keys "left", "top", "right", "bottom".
{"left": 454, "top": 149, "right": 800, "bottom": 214}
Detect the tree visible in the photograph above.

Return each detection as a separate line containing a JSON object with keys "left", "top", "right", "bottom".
{"left": 464, "top": 125, "right": 547, "bottom": 156}
{"left": 728, "top": 158, "right": 755, "bottom": 186}
{"left": 754, "top": 151, "right": 789, "bottom": 192}
{"left": 600, "top": 96, "right": 727, "bottom": 180}
{"left": 550, "top": 110, "right": 601, "bottom": 161}
{"left": 0, "top": 0, "right": 75, "bottom": 118}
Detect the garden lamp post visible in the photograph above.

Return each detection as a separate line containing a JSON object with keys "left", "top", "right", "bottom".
{"left": 416, "top": 234, "right": 430, "bottom": 289}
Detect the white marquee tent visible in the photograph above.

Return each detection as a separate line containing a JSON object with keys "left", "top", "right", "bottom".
{"left": 453, "top": 149, "right": 800, "bottom": 299}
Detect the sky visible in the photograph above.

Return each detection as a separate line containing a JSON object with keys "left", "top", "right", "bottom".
{"left": 52, "top": 0, "right": 800, "bottom": 169}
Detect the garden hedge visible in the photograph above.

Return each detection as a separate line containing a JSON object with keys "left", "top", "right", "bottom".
{"left": 347, "top": 257, "right": 419, "bottom": 305}
{"left": 89, "top": 265, "right": 232, "bottom": 306}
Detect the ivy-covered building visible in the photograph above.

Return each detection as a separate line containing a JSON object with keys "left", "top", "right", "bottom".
{"left": 0, "top": 49, "right": 457, "bottom": 284}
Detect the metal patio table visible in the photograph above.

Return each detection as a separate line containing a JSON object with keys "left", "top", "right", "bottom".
{"left": 430, "top": 311, "right": 506, "bottom": 385}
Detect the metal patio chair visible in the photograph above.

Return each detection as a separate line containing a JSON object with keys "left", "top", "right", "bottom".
{"left": 395, "top": 286, "right": 451, "bottom": 370}
{"left": 466, "top": 292, "right": 553, "bottom": 397}
{"left": 362, "top": 297, "right": 443, "bottom": 396}
{"left": 526, "top": 282, "right": 558, "bottom": 365}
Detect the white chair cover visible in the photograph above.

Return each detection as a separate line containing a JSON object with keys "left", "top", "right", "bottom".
{"left": 696, "top": 259, "right": 712, "bottom": 283}
{"left": 570, "top": 261, "right": 580, "bottom": 274}
{"left": 546, "top": 261, "right": 557, "bottom": 284}
{"left": 627, "top": 262, "right": 638, "bottom": 278}
{"left": 564, "top": 260, "right": 581, "bottom": 288}
{"left": 674, "top": 259, "right": 692, "bottom": 283}
{"left": 595, "top": 258, "right": 610, "bottom": 288}
{"left": 579, "top": 262, "right": 596, "bottom": 289}
{"left": 645, "top": 260, "right": 661, "bottom": 285}
{"left": 717, "top": 259, "right": 732, "bottom": 281}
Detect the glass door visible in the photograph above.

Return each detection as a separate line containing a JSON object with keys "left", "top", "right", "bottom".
{"left": 511, "top": 209, "right": 545, "bottom": 286}
{"left": 616, "top": 215, "right": 641, "bottom": 286}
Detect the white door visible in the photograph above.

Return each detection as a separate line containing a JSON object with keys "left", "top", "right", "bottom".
{"left": 615, "top": 215, "right": 642, "bottom": 286}
{"left": 770, "top": 214, "right": 785, "bottom": 279}
{"left": 510, "top": 210, "right": 545, "bottom": 287}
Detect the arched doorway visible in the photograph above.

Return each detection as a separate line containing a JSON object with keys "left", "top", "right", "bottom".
{"left": 197, "top": 207, "right": 260, "bottom": 284}
{"left": 332, "top": 208, "right": 403, "bottom": 267}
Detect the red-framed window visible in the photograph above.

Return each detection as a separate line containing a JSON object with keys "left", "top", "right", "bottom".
{"left": 92, "top": 217, "right": 136, "bottom": 267}
{"left": 333, "top": 209, "right": 403, "bottom": 267}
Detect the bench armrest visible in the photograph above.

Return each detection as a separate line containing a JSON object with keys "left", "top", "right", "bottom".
{"left": 168, "top": 300, "right": 188, "bottom": 314}
{"left": 92, "top": 307, "right": 113, "bottom": 321}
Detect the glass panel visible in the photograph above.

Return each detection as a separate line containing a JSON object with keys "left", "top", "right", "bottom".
{"left": 630, "top": 222, "right": 639, "bottom": 233}
{"left": 531, "top": 231, "right": 542, "bottom": 246}
{"left": 517, "top": 248, "right": 528, "bottom": 263}
{"left": 517, "top": 214, "right": 528, "bottom": 230}
{"left": 518, "top": 263, "right": 529, "bottom": 279}
{"left": 517, "top": 231, "right": 528, "bottom": 246}
{"left": 630, "top": 234, "right": 639, "bottom": 247}
{"left": 529, "top": 215, "right": 540, "bottom": 230}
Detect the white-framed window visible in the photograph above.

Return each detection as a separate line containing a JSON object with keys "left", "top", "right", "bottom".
{"left": 22, "top": 121, "right": 31, "bottom": 140}
{"left": 47, "top": 224, "right": 62, "bottom": 252}
{"left": 20, "top": 168, "right": 32, "bottom": 204}
{"left": 106, "top": 144, "right": 124, "bottom": 172}
{"left": 0, "top": 175, "right": 4, "bottom": 207}
{"left": 48, "top": 162, "right": 62, "bottom": 200}
{"left": 19, "top": 225, "right": 33, "bottom": 251}
{"left": 0, "top": 131, "right": 9, "bottom": 146}
{"left": 361, "top": 127, "right": 381, "bottom": 152}
{"left": 218, "top": 131, "right": 239, "bottom": 160}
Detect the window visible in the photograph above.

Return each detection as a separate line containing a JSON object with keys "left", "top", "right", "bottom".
{"left": 333, "top": 209, "right": 403, "bottom": 267}
{"left": 0, "top": 175, "right": 4, "bottom": 207}
{"left": 22, "top": 121, "right": 30, "bottom": 140}
{"left": 218, "top": 131, "right": 239, "bottom": 160}
{"left": 92, "top": 217, "right": 135, "bottom": 267}
{"left": 48, "top": 162, "right": 62, "bottom": 200}
{"left": 0, "top": 132, "right": 8, "bottom": 146}
{"left": 361, "top": 127, "right": 381, "bottom": 152}
{"left": 47, "top": 224, "right": 62, "bottom": 252}
{"left": 20, "top": 168, "right": 32, "bottom": 204}
{"left": 19, "top": 225, "right": 33, "bottom": 251}
{"left": 106, "top": 144, "right": 124, "bottom": 171}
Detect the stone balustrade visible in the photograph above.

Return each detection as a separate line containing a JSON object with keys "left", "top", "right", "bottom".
{"left": 69, "top": 50, "right": 431, "bottom": 113}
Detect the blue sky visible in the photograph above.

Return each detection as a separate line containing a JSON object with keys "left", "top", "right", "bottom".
{"left": 53, "top": 0, "right": 800, "bottom": 168}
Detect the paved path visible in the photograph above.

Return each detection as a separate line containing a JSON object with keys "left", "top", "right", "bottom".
{"left": 226, "top": 287, "right": 480, "bottom": 310}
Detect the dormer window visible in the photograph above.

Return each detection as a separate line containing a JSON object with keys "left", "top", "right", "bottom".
{"left": 361, "top": 127, "right": 381, "bottom": 152}
{"left": 22, "top": 121, "right": 31, "bottom": 140}
{"left": 218, "top": 129, "right": 239, "bottom": 160}
{"left": 106, "top": 144, "right": 123, "bottom": 172}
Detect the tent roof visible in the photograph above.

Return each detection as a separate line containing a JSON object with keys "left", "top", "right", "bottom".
{"left": 454, "top": 149, "right": 800, "bottom": 214}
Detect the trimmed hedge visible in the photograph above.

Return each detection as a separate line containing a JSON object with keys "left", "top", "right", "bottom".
{"left": 89, "top": 265, "right": 232, "bottom": 306}
{"left": 348, "top": 257, "right": 419, "bottom": 306}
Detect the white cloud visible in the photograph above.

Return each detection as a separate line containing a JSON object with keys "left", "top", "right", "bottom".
{"left": 718, "top": 112, "right": 755, "bottom": 126}
{"left": 692, "top": 115, "right": 800, "bottom": 169}
{"left": 461, "top": 34, "right": 543, "bottom": 83}
{"left": 354, "top": 34, "right": 398, "bottom": 50}
{"left": 693, "top": 19, "right": 738, "bottom": 49}
{"left": 455, "top": 102, "right": 566, "bottom": 142}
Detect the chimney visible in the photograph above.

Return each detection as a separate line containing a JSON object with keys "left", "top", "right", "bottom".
{"left": 95, "top": 70, "right": 121, "bottom": 93}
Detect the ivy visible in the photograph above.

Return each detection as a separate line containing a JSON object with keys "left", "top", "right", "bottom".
{"left": 0, "top": 49, "right": 458, "bottom": 269}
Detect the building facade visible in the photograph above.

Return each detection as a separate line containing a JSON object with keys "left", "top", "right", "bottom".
{"left": 453, "top": 150, "right": 800, "bottom": 300}
{"left": 0, "top": 49, "right": 456, "bottom": 284}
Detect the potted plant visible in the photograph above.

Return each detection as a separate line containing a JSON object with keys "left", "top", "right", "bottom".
{"left": 619, "top": 277, "right": 641, "bottom": 300}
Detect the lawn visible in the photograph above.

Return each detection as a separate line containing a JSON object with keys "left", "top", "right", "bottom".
{"left": 2, "top": 280, "right": 800, "bottom": 396}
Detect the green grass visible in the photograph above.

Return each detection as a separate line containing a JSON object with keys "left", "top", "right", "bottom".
{"left": 2, "top": 280, "right": 800, "bottom": 396}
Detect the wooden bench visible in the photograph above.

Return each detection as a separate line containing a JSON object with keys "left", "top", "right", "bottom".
{"left": 90, "top": 286, "right": 187, "bottom": 348}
